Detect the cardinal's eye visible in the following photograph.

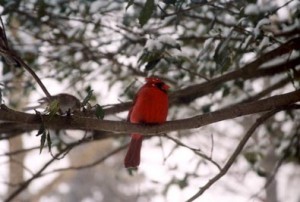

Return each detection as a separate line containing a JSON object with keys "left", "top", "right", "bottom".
{"left": 155, "top": 82, "right": 164, "bottom": 89}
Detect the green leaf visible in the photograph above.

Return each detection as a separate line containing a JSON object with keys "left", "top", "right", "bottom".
{"left": 177, "top": 178, "right": 188, "bottom": 189}
{"left": 95, "top": 104, "right": 105, "bottom": 119}
{"left": 127, "top": 167, "right": 138, "bottom": 176}
{"left": 138, "top": 49, "right": 162, "bottom": 68}
{"left": 214, "top": 30, "right": 234, "bottom": 73}
{"left": 82, "top": 89, "right": 94, "bottom": 106}
{"left": 121, "top": 79, "right": 137, "bottom": 98}
{"left": 256, "top": 168, "right": 267, "bottom": 177}
{"left": 163, "top": 0, "right": 177, "bottom": 4}
{"left": 48, "top": 99, "right": 60, "bottom": 117}
{"left": 286, "top": 110, "right": 295, "bottom": 120}
{"left": 46, "top": 131, "right": 52, "bottom": 152}
{"left": 36, "top": 123, "right": 45, "bottom": 136}
{"left": 162, "top": 42, "right": 181, "bottom": 51}
{"left": 244, "top": 151, "right": 258, "bottom": 165}
{"left": 138, "top": 0, "right": 155, "bottom": 27}
{"left": 234, "top": 79, "right": 244, "bottom": 90}
{"left": 222, "top": 85, "right": 230, "bottom": 97}
{"left": 202, "top": 104, "right": 212, "bottom": 113}
{"left": 2, "top": 1, "right": 21, "bottom": 15}
{"left": 145, "top": 58, "right": 161, "bottom": 71}
{"left": 126, "top": 0, "right": 135, "bottom": 10}
{"left": 39, "top": 132, "right": 46, "bottom": 154}
{"left": 37, "top": 0, "right": 46, "bottom": 18}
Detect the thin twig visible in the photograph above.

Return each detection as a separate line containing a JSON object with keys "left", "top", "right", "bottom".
{"left": 164, "top": 134, "right": 221, "bottom": 171}
{"left": 42, "top": 143, "right": 128, "bottom": 175}
{"left": 0, "top": 146, "right": 40, "bottom": 157}
{"left": 3, "top": 157, "right": 35, "bottom": 177}
{"left": 209, "top": 133, "right": 214, "bottom": 159}
{"left": 4, "top": 142, "right": 79, "bottom": 202}
{"left": 0, "top": 16, "right": 51, "bottom": 98}
{"left": 249, "top": 129, "right": 300, "bottom": 201}
{"left": 3, "top": 141, "right": 127, "bottom": 202}
{"left": 186, "top": 109, "right": 279, "bottom": 202}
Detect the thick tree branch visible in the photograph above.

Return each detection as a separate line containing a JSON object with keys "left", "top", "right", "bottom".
{"left": 1, "top": 90, "right": 299, "bottom": 136}
{"left": 172, "top": 37, "right": 300, "bottom": 103}
{"left": 250, "top": 56, "right": 300, "bottom": 79}
{"left": 102, "top": 37, "right": 300, "bottom": 115}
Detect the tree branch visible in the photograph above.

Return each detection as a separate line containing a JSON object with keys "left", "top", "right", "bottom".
{"left": 4, "top": 142, "right": 79, "bottom": 202}
{"left": 42, "top": 143, "right": 128, "bottom": 175}
{"left": 84, "top": 37, "right": 300, "bottom": 116}
{"left": 241, "top": 76, "right": 291, "bottom": 103}
{"left": 0, "top": 17, "right": 51, "bottom": 98}
{"left": 172, "top": 37, "right": 300, "bottom": 103}
{"left": 1, "top": 90, "right": 300, "bottom": 136}
{"left": 3, "top": 137, "right": 127, "bottom": 202}
{"left": 186, "top": 109, "right": 281, "bottom": 202}
{"left": 164, "top": 134, "right": 221, "bottom": 170}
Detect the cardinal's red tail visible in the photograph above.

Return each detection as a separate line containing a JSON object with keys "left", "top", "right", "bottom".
{"left": 124, "top": 134, "right": 143, "bottom": 169}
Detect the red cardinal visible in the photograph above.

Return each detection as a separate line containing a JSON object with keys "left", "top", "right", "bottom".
{"left": 124, "top": 77, "right": 169, "bottom": 169}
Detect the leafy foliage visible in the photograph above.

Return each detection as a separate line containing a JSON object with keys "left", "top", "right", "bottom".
{"left": 138, "top": 0, "right": 155, "bottom": 27}
{"left": 0, "top": 0, "right": 299, "bottom": 201}
{"left": 82, "top": 88, "right": 94, "bottom": 107}
{"left": 48, "top": 100, "right": 60, "bottom": 117}
{"left": 95, "top": 104, "right": 105, "bottom": 119}
{"left": 36, "top": 123, "right": 51, "bottom": 154}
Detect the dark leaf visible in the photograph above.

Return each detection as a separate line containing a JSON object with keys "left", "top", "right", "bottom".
{"left": 163, "top": 0, "right": 177, "bottom": 4}
{"left": 202, "top": 104, "right": 212, "bottom": 113}
{"left": 139, "top": 50, "right": 162, "bottom": 67}
{"left": 175, "top": 43, "right": 181, "bottom": 51}
{"left": 121, "top": 79, "right": 137, "bottom": 98}
{"left": 214, "top": 31, "right": 233, "bottom": 73}
{"left": 162, "top": 42, "right": 181, "bottom": 51}
{"left": 286, "top": 110, "right": 295, "bottom": 120}
{"left": 256, "top": 168, "right": 267, "bottom": 177}
{"left": 126, "top": 0, "right": 135, "bottom": 10}
{"left": 82, "top": 89, "right": 94, "bottom": 106}
{"left": 244, "top": 151, "right": 259, "bottom": 165}
{"left": 46, "top": 131, "right": 52, "bottom": 152}
{"left": 222, "top": 85, "right": 230, "bottom": 97}
{"left": 39, "top": 132, "right": 46, "bottom": 154}
{"left": 191, "top": 0, "right": 207, "bottom": 4}
{"left": 37, "top": 0, "right": 46, "bottom": 18}
{"left": 138, "top": 0, "right": 155, "bottom": 27}
{"left": 177, "top": 178, "right": 188, "bottom": 189}
{"left": 234, "top": 79, "right": 244, "bottom": 90}
{"left": 95, "top": 104, "right": 105, "bottom": 119}
{"left": 36, "top": 123, "right": 45, "bottom": 136}
{"left": 1, "top": 1, "right": 21, "bottom": 15}
{"left": 127, "top": 167, "right": 138, "bottom": 176}
{"left": 56, "top": 140, "right": 63, "bottom": 152}
{"left": 145, "top": 58, "right": 161, "bottom": 71}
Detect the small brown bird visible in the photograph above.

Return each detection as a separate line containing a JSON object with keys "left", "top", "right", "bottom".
{"left": 25, "top": 93, "right": 81, "bottom": 115}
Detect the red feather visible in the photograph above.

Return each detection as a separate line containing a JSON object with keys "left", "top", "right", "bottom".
{"left": 124, "top": 77, "right": 169, "bottom": 169}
